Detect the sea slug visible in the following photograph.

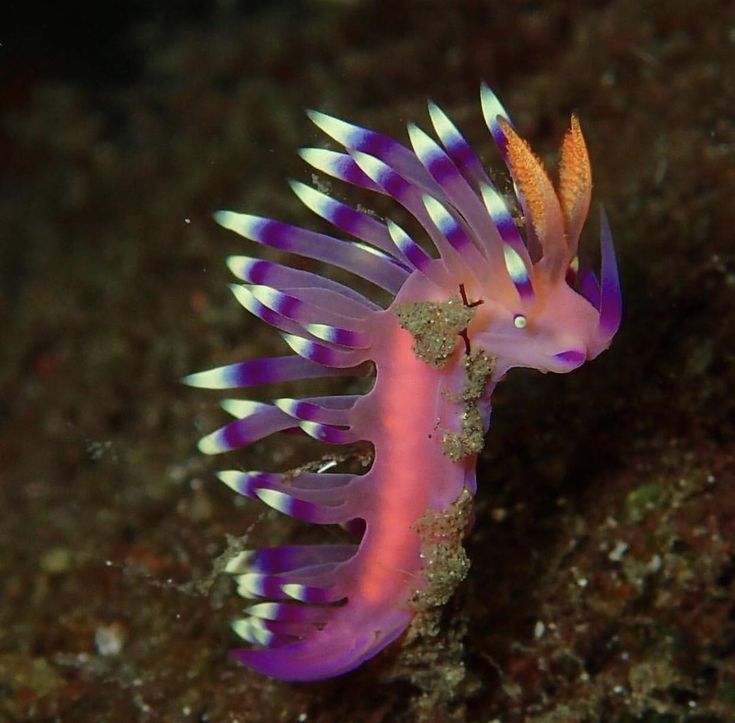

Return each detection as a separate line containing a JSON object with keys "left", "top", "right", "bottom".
{"left": 185, "top": 84, "right": 622, "bottom": 681}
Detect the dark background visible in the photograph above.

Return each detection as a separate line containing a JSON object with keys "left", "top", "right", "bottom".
{"left": 1, "top": 1, "right": 734, "bottom": 720}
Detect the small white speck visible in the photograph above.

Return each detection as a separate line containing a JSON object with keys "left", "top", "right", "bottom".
{"left": 134, "top": 696, "right": 152, "bottom": 714}
{"left": 608, "top": 540, "right": 628, "bottom": 562}
{"left": 317, "top": 459, "right": 338, "bottom": 473}
{"left": 577, "top": 577, "right": 588, "bottom": 588}
{"left": 613, "top": 685, "right": 625, "bottom": 695}
{"left": 707, "top": 474, "right": 716, "bottom": 484}
{"left": 184, "top": 218, "right": 191, "bottom": 224}
{"left": 688, "top": 700, "right": 698, "bottom": 709}
{"left": 534, "top": 621, "right": 545, "bottom": 639}
{"left": 646, "top": 554, "right": 662, "bottom": 573}
{"left": 86, "top": 439, "right": 114, "bottom": 460}
{"left": 182, "top": 706, "right": 191, "bottom": 715}
{"left": 95, "top": 623, "right": 125, "bottom": 656}
{"left": 298, "top": 715, "right": 308, "bottom": 722}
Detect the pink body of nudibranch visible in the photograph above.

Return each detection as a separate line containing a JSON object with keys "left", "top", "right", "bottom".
{"left": 186, "top": 85, "right": 622, "bottom": 681}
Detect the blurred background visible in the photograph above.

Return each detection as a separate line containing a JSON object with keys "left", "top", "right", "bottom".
{"left": 1, "top": 1, "right": 734, "bottom": 720}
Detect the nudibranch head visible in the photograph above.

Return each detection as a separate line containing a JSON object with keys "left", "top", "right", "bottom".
{"left": 458, "top": 84, "right": 622, "bottom": 377}
{"left": 186, "top": 84, "right": 621, "bottom": 681}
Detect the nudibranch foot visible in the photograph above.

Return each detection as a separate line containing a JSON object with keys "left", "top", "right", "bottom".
{"left": 231, "top": 605, "right": 413, "bottom": 681}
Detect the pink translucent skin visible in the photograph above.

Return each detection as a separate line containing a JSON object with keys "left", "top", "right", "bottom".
{"left": 236, "top": 309, "right": 477, "bottom": 678}
{"left": 473, "top": 276, "right": 607, "bottom": 378}
{"left": 232, "top": 253, "right": 613, "bottom": 680}
{"left": 192, "top": 87, "right": 621, "bottom": 681}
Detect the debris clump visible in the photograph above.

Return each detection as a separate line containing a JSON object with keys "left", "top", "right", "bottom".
{"left": 409, "top": 488, "right": 473, "bottom": 609}
{"left": 396, "top": 296, "right": 474, "bottom": 369}
{"left": 442, "top": 348, "right": 495, "bottom": 461}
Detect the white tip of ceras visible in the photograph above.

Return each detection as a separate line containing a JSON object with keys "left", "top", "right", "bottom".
{"left": 213, "top": 210, "right": 262, "bottom": 239}
{"left": 281, "top": 583, "right": 310, "bottom": 602}
{"left": 219, "top": 399, "right": 268, "bottom": 418}
{"left": 234, "top": 572, "right": 268, "bottom": 598}
{"left": 503, "top": 244, "right": 530, "bottom": 285}
{"left": 197, "top": 430, "right": 226, "bottom": 455}
{"left": 247, "top": 284, "right": 286, "bottom": 313}
{"left": 228, "top": 282, "right": 257, "bottom": 311}
{"left": 225, "top": 255, "right": 258, "bottom": 281}
{"left": 217, "top": 470, "right": 246, "bottom": 494}
{"left": 289, "top": 179, "right": 334, "bottom": 220}
{"left": 272, "top": 397, "right": 300, "bottom": 417}
{"left": 307, "top": 109, "right": 358, "bottom": 147}
{"left": 281, "top": 333, "right": 313, "bottom": 358}
{"left": 350, "top": 240, "right": 394, "bottom": 262}
{"left": 385, "top": 219, "right": 429, "bottom": 271}
{"left": 231, "top": 617, "right": 274, "bottom": 646}
{"left": 254, "top": 487, "right": 295, "bottom": 515}
{"left": 427, "top": 101, "right": 462, "bottom": 147}
{"left": 304, "top": 322, "right": 336, "bottom": 344}
{"left": 182, "top": 367, "right": 231, "bottom": 389}
{"left": 298, "top": 147, "right": 340, "bottom": 175}
{"left": 385, "top": 219, "right": 412, "bottom": 247}
{"left": 298, "top": 420, "right": 324, "bottom": 441}
{"left": 480, "top": 82, "right": 512, "bottom": 138}
{"left": 350, "top": 150, "right": 388, "bottom": 185}
{"left": 245, "top": 602, "right": 281, "bottom": 620}
{"left": 480, "top": 183, "right": 508, "bottom": 221}
{"left": 422, "top": 194, "right": 452, "bottom": 231}
{"left": 223, "top": 548, "right": 256, "bottom": 574}
{"left": 406, "top": 122, "right": 443, "bottom": 164}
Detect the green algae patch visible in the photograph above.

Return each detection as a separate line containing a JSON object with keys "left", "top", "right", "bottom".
{"left": 626, "top": 481, "right": 663, "bottom": 521}
{"left": 396, "top": 295, "right": 474, "bottom": 369}
{"left": 0, "top": 655, "right": 75, "bottom": 720}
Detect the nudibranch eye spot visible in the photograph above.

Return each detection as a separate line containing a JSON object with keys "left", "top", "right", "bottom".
{"left": 186, "top": 85, "right": 621, "bottom": 681}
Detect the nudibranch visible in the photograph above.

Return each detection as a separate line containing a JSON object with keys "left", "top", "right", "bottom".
{"left": 186, "top": 84, "right": 621, "bottom": 681}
